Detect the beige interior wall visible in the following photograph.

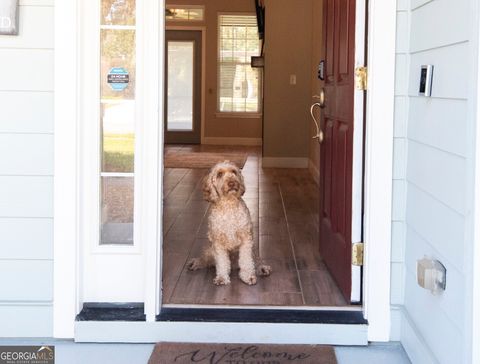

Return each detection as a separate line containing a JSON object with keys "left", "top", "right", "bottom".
{"left": 262, "top": 0, "right": 313, "bottom": 160}
{"left": 309, "top": 0, "right": 324, "bottom": 183}
{"left": 166, "top": 0, "right": 262, "bottom": 141}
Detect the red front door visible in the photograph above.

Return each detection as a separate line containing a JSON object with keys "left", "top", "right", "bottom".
{"left": 319, "top": 0, "right": 356, "bottom": 301}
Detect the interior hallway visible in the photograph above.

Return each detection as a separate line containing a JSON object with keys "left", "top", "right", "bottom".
{"left": 162, "top": 145, "right": 348, "bottom": 306}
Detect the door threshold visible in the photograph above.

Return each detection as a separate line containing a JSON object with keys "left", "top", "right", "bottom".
{"left": 75, "top": 303, "right": 365, "bottom": 323}
{"left": 158, "top": 307, "right": 367, "bottom": 325}
{"left": 74, "top": 304, "right": 368, "bottom": 344}
{"left": 75, "top": 320, "right": 368, "bottom": 344}
{"left": 162, "top": 303, "right": 363, "bottom": 311}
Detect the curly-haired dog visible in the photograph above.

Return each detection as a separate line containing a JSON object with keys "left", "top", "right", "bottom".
{"left": 187, "top": 161, "right": 272, "bottom": 285}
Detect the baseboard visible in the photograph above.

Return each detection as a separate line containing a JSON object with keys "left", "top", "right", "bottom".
{"left": 262, "top": 157, "right": 309, "bottom": 168}
{"left": 393, "top": 306, "right": 437, "bottom": 364}
{"left": 308, "top": 159, "right": 320, "bottom": 185}
{"left": 202, "top": 137, "right": 263, "bottom": 146}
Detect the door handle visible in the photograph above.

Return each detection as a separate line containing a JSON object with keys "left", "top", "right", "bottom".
{"left": 310, "top": 102, "right": 324, "bottom": 144}
{"left": 312, "top": 88, "right": 326, "bottom": 109}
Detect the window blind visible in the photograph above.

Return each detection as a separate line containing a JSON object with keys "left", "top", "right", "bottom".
{"left": 218, "top": 14, "right": 261, "bottom": 113}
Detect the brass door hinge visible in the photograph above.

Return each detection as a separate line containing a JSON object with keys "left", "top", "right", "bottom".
{"left": 355, "top": 66, "right": 368, "bottom": 90}
{"left": 352, "top": 242, "right": 364, "bottom": 266}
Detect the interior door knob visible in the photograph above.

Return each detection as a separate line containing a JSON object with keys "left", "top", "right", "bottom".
{"left": 312, "top": 88, "right": 326, "bottom": 108}
{"left": 310, "top": 103, "right": 324, "bottom": 144}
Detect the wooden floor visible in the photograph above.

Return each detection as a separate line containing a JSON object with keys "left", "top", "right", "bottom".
{"left": 162, "top": 145, "right": 348, "bottom": 306}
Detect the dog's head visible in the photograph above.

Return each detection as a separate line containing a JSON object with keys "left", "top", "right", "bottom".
{"left": 203, "top": 160, "right": 245, "bottom": 203}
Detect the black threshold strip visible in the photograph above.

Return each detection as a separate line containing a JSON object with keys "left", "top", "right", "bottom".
{"left": 157, "top": 308, "right": 367, "bottom": 325}
{"left": 76, "top": 303, "right": 146, "bottom": 321}
{"left": 75, "top": 303, "right": 367, "bottom": 325}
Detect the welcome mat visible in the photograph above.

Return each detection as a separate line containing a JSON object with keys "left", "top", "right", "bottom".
{"left": 148, "top": 343, "right": 337, "bottom": 364}
{"left": 164, "top": 152, "right": 247, "bottom": 169}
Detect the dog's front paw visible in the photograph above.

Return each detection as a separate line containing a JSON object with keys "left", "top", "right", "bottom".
{"left": 239, "top": 271, "right": 257, "bottom": 285}
{"left": 187, "top": 258, "right": 203, "bottom": 271}
{"left": 258, "top": 264, "right": 272, "bottom": 277}
{"left": 213, "top": 275, "right": 230, "bottom": 285}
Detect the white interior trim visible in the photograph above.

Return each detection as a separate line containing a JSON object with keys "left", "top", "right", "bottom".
{"left": 362, "top": 0, "right": 396, "bottom": 341}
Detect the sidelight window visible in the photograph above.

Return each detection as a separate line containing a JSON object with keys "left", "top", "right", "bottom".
{"left": 100, "top": 0, "right": 136, "bottom": 245}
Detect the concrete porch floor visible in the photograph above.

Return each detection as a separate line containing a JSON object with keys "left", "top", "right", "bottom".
{"left": 0, "top": 339, "right": 411, "bottom": 363}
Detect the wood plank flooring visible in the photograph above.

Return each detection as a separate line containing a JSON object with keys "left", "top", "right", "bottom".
{"left": 162, "top": 145, "right": 348, "bottom": 306}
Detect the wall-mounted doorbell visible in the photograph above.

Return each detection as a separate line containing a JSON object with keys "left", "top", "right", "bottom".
{"left": 419, "top": 65, "right": 434, "bottom": 97}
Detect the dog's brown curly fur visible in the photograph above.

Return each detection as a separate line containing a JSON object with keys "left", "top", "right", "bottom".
{"left": 187, "top": 161, "right": 272, "bottom": 285}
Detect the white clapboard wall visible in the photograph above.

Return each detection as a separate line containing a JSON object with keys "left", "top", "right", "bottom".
{"left": 391, "top": 0, "right": 473, "bottom": 363}
{"left": 0, "top": 0, "right": 54, "bottom": 337}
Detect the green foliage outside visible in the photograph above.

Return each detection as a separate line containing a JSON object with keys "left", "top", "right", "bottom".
{"left": 103, "top": 133, "right": 135, "bottom": 172}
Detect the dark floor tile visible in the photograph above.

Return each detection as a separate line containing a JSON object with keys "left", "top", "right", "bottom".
{"left": 163, "top": 145, "right": 350, "bottom": 308}
{"left": 299, "top": 269, "right": 348, "bottom": 306}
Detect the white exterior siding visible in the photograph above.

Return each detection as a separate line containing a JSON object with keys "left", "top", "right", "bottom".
{"left": 0, "top": 1, "right": 54, "bottom": 337}
{"left": 392, "top": 0, "right": 474, "bottom": 362}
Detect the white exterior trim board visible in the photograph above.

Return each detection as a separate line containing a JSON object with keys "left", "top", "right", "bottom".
{"left": 75, "top": 321, "right": 368, "bottom": 345}
{"left": 362, "top": 0, "right": 396, "bottom": 342}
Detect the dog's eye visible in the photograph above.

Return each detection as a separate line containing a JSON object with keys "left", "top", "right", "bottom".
{"left": 217, "top": 171, "right": 223, "bottom": 178}
{"left": 231, "top": 169, "right": 237, "bottom": 175}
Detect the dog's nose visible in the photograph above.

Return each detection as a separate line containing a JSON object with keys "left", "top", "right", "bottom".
{"left": 228, "top": 181, "right": 235, "bottom": 188}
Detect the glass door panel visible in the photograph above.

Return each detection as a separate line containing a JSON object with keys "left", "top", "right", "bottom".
{"left": 167, "top": 41, "right": 194, "bottom": 131}
{"left": 164, "top": 30, "right": 202, "bottom": 144}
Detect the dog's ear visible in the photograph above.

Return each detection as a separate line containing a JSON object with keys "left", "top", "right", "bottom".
{"left": 237, "top": 166, "right": 246, "bottom": 197}
{"left": 203, "top": 171, "right": 219, "bottom": 203}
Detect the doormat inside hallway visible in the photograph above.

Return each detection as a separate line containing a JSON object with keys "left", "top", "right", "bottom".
{"left": 164, "top": 152, "right": 248, "bottom": 169}
{"left": 148, "top": 342, "right": 337, "bottom": 364}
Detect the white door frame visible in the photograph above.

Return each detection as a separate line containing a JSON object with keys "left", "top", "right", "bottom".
{"left": 53, "top": 0, "right": 395, "bottom": 342}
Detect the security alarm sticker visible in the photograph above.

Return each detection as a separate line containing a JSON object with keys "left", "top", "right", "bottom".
{"left": 107, "top": 67, "right": 130, "bottom": 91}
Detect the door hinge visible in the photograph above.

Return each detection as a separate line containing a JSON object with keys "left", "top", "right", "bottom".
{"left": 352, "top": 242, "right": 364, "bottom": 266}
{"left": 355, "top": 66, "right": 368, "bottom": 90}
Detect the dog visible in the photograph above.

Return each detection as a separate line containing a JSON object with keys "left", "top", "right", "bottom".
{"left": 187, "top": 161, "right": 272, "bottom": 285}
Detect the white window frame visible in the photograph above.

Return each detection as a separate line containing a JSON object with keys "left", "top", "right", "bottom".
{"left": 216, "top": 12, "right": 263, "bottom": 118}
{"left": 54, "top": 0, "right": 395, "bottom": 343}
